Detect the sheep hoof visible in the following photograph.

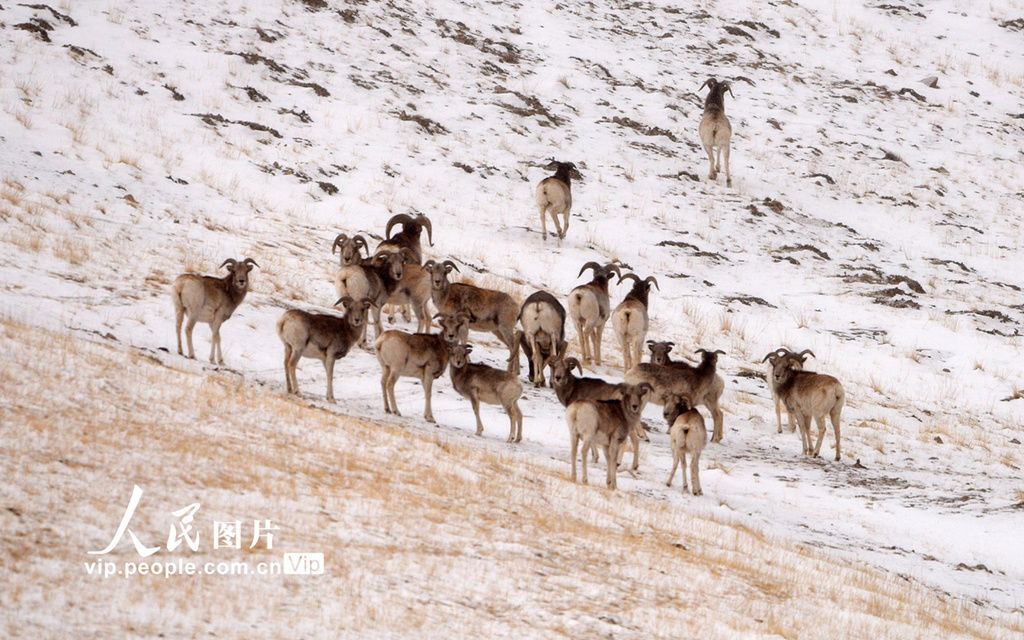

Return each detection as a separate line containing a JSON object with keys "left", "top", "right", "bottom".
{"left": 693, "top": 490, "right": 702, "bottom": 496}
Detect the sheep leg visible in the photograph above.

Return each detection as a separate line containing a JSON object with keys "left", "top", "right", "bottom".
{"left": 606, "top": 441, "right": 619, "bottom": 489}
{"left": 705, "top": 395, "right": 724, "bottom": 443}
{"left": 184, "top": 316, "right": 198, "bottom": 359}
{"left": 380, "top": 368, "right": 394, "bottom": 414}
{"left": 323, "top": 356, "right": 336, "bottom": 402}
{"left": 209, "top": 319, "right": 224, "bottom": 365}
{"left": 560, "top": 209, "right": 570, "bottom": 239}
{"left": 774, "top": 395, "right": 783, "bottom": 434}
{"left": 666, "top": 450, "right": 680, "bottom": 487}
{"left": 549, "top": 210, "right": 564, "bottom": 239}
{"left": 830, "top": 406, "right": 842, "bottom": 462}
{"left": 574, "top": 319, "right": 589, "bottom": 363}
{"left": 470, "top": 396, "right": 484, "bottom": 436}
{"left": 797, "top": 413, "right": 812, "bottom": 455}
{"left": 620, "top": 334, "right": 631, "bottom": 373}
{"left": 723, "top": 144, "right": 732, "bottom": 187}
{"left": 539, "top": 204, "right": 548, "bottom": 240}
{"left": 593, "top": 323, "right": 605, "bottom": 366}
{"left": 570, "top": 431, "right": 579, "bottom": 482}
{"left": 690, "top": 450, "right": 702, "bottom": 496}
{"left": 283, "top": 345, "right": 294, "bottom": 393}
{"left": 579, "top": 438, "right": 590, "bottom": 485}
{"left": 372, "top": 304, "right": 385, "bottom": 342}
{"left": 704, "top": 142, "right": 716, "bottom": 180}
{"left": 509, "top": 400, "right": 523, "bottom": 442}
{"left": 413, "top": 300, "right": 429, "bottom": 333}
{"left": 682, "top": 452, "right": 690, "bottom": 492}
{"left": 422, "top": 374, "right": 436, "bottom": 423}
{"left": 174, "top": 306, "right": 185, "bottom": 355}
{"left": 813, "top": 414, "right": 828, "bottom": 458}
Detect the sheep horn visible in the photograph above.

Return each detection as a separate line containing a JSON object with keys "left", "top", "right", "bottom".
{"left": 564, "top": 357, "right": 581, "bottom": 373}
{"left": 384, "top": 213, "right": 413, "bottom": 239}
{"left": 242, "top": 258, "right": 259, "bottom": 269}
{"left": 725, "top": 82, "right": 735, "bottom": 98}
{"left": 577, "top": 261, "right": 602, "bottom": 278}
{"left": 418, "top": 214, "right": 433, "bottom": 246}
{"left": 441, "top": 259, "right": 460, "bottom": 272}
{"left": 332, "top": 233, "right": 347, "bottom": 254}
{"left": 644, "top": 276, "right": 660, "bottom": 290}
{"left": 798, "top": 349, "right": 815, "bottom": 359}
{"left": 605, "top": 262, "right": 623, "bottom": 278}
{"left": 618, "top": 272, "right": 642, "bottom": 286}
{"left": 353, "top": 235, "right": 368, "bottom": 254}
{"left": 334, "top": 296, "right": 354, "bottom": 307}
{"left": 219, "top": 258, "right": 238, "bottom": 270}
{"left": 423, "top": 259, "right": 436, "bottom": 270}
{"left": 700, "top": 78, "right": 714, "bottom": 91}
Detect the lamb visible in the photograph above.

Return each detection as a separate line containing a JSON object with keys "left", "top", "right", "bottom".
{"left": 762, "top": 348, "right": 813, "bottom": 434}
{"left": 423, "top": 259, "right": 519, "bottom": 364}
{"left": 374, "top": 315, "right": 469, "bottom": 423}
{"left": 663, "top": 393, "right": 706, "bottom": 496}
{"left": 171, "top": 257, "right": 258, "bottom": 365}
{"left": 514, "top": 290, "right": 567, "bottom": 386}
{"left": 567, "top": 261, "right": 621, "bottom": 367}
{"left": 565, "top": 383, "right": 652, "bottom": 489}
{"left": 334, "top": 250, "right": 410, "bottom": 347}
{"left": 535, "top": 160, "right": 582, "bottom": 241}
{"left": 611, "top": 273, "right": 659, "bottom": 373}
{"left": 448, "top": 344, "right": 524, "bottom": 442}
{"left": 276, "top": 297, "right": 373, "bottom": 402}
{"left": 772, "top": 355, "right": 845, "bottom": 461}
{"left": 374, "top": 213, "right": 433, "bottom": 264}
{"left": 699, "top": 78, "right": 734, "bottom": 187}
{"left": 625, "top": 347, "right": 726, "bottom": 442}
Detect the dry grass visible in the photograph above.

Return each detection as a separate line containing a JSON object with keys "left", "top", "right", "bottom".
{"left": 3, "top": 321, "right": 1022, "bottom": 639}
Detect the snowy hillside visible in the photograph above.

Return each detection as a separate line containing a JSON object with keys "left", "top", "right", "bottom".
{"left": 2, "top": 0, "right": 1024, "bottom": 636}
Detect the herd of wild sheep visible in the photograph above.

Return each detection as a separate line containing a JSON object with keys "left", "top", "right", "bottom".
{"left": 170, "top": 79, "right": 846, "bottom": 494}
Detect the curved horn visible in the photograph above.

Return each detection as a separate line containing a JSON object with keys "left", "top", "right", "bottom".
{"left": 423, "top": 259, "right": 436, "bottom": 270}
{"left": 618, "top": 273, "right": 642, "bottom": 286}
{"left": 334, "top": 296, "right": 354, "bottom": 307}
{"left": 762, "top": 350, "right": 782, "bottom": 363}
{"left": 700, "top": 78, "right": 714, "bottom": 91}
{"left": 646, "top": 340, "right": 657, "bottom": 346}
{"left": 242, "top": 258, "right": 260, "bottom": 269}
{"left": 418, "top": 214, "right": 433, "bottom": 246}
{"left": 564, "top": 357, "right": 581, "bottom": 373}
{"left": 577, "top": 261, "right": 601, "bottom": 278}
{"left": 797, "top": 349, "right": 815, "bottom": 359}
{"left": 605, "top": 262, "right": 623, "bottom": 278}
{"left": 432, "top": 312, "right": 447, "bottom": 320}
{"left": 353, "top": 235, "right": 368, "bottom": 254}
{"left": 645, "top": 276, "right": 660, "bottom": 290}
{"left": 724, "top": 81, "right": 734, "bottom": 98}
{"left": 219, "top": 258, "right": 237, "bottom": 270}
{"left": 714, "top": 349, "right": 726, "bottom": 355}
{"left": 441, "top": 259, "right": 460, "bottom": 272}
{"left": 384, "top": 213, "right": 413, "bottom": 239}
{"left": 332, "top": 233, "right": 347, "bottom": 254}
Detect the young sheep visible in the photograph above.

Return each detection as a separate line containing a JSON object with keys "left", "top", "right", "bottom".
{"left": 699, "top": 78, "right": 734, "bottom": 187}
{"left": 567, "top": 261, "right": 621, "bottom": 367}
{"left": 773, "top": 357, "right": 845, "bottom": 461}
{"left": 171, "top": 257, "right": 258, "bottom": 365}
{"left": 611, "top": 273, "right": 659, "bottom": 374}
{"left": 335, "top": 250, "right": 410, "bottom": 347}
{"left": 535, "top": 160, "right": 582, "bottom": 241}
{"left": 374, "top": 315, "right": 468, "bottom": 424}
{"left": 626, "top": 347, "right": 726, "bottom": 442}
{"left": 374, "top": 213, "right": 433, "bottom": 264}
{"left": 423, "top": 259, "right": 519, "bottom": 364}
{"left": 332, "top": 233, "right": 368, "bottom": 266}
{"left": 449, "top": 344, "right": 524, "bottom": 442}
{"left": 277, "top": 297, "right": 372, "bottom": 402}
{"left": 565, "top": 383, "right": 652, "bottom": 489}
{"left": 515, "top": 290, "right": 567, "bottom": 386}
{"left": 663, "top": 393, "right": 706, "bottom": 496}
{"left": 762, "top": 348, "right": 812, "bottom": 434}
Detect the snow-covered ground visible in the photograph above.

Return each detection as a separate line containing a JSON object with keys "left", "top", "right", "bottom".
{"left": 2, "top": 0, "right": 1023, "bottom": 633}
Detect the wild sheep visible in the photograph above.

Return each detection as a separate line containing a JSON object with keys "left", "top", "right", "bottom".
{"left": 611, "top": 273, "right": 659, "bottom": 373}
{"left": 772, "top": 355, "right": 845, "bottom": 461}
{"left": 535, "top": 160, "right": 582, "bottom": 241}
{"left": 332, "top": 233, "right": 368, "bottom": 266}
{"left": 383, "top": 263, "right": 433, "bottom": 333}
{"left": 626, "top": 347, "right": 726, "bottom": 442}
{"left": 699, "top": 78, "right": 734, "bottom": 187}
{"left": 449, "top": 344, "right": 524, "bottom": 442}
{"left": 565, "top": 383, "right": 652, "bottom": 489}
{"left": 423, "top": 259, "right": 519, "bottom": 365}
{"left": 568, "top": 261, "right": 621, "bottom": 367}
{"left": 514, "top": 290, "right": 567, "bottom": 386}
{"left": 374, "top": 315, "right": 468, "bottom": 423}
{"left": 663, "top": 393, "right": 706, "bottom": 496}
{"left": 550, "top": 357, "right": 644, "bottom": 468}
{"left": 171, "top": 257, "right": 258, "bottom": 365}
{"left": 762, "top": 348, "right": 812, "bottom": 434}
{"left": 277, "top": 297, "right": 372, "bottom": 402}
{"left": 334, "top": 250, "right": 410, "bottom": 347}
{"left": 375, "top": 213, "right": 433, "bottom": 264}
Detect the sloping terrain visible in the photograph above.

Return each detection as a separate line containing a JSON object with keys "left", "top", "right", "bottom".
{"left": 1, "top": 0, "right": 1023, "bottom": 633}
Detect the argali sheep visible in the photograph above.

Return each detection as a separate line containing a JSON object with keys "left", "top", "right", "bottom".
{"left": 663, "top": 393, "right": 706, "bottom": 496}
{"left": 515, "top": 290, "right": 567, "bottom": 386}
{"left": 535, "top": 160, "right": 582, "bottom": 241}
{"left": 332, "top": 233, "right": 368, "bottom": 267}
{"left": 762, "top": 348, "right": 813, "bottom": 434}
{"left": 565, "top": 383, "right": 652, "bottom": 489}
{"left": 626, "top": 347, "right": 726, "bottom": 442}
{"left": 374, "top": 317, "right": 468, "bottom": 423}
{"left": 334, "top": 250, "right": 410, "bottom": 347}
{"left": 448, "top": 344, "right": 524, "bottom": 442}
{"left": 772, "top": 356, "right": 845, "bottom": 461}
{"left": 423, "top": 259, "right": 519, "bottom": 365}
{"left": 699, "top": 78, "right": 734, "bottom": 187}
{"left": 611, "top": 273, "right": 659, "bottom": 374}
{"left": 567, "top": 261, "right": 621, "bottom": 367}
{"left": 374, "top": 213, "right": 433, "bottom": 264}
{"left": 277, "top": 297, "right": 372, "bottom": 402}
{"left": 171, "top": 257, "right": 258, "bottom": 365}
